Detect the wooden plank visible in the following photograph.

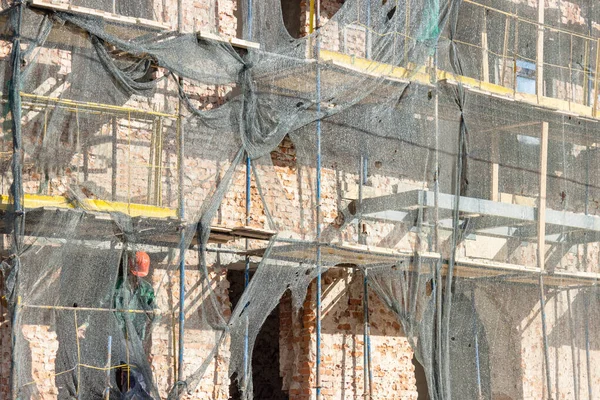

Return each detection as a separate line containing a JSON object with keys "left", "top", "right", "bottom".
{"left": 478, "top": 121, "right": 541, "bottom": 134}
{"left": 481, "top": 7, "right": 489, "bottom": 83}
{"left": 536, "top": 0, "right": 545, "bottom": 98}
{"left": 248, "top": 243, "right": 600, "bottom": 286}
{"left": 29, "top": 0, "right": 170, "bottom": 31}
{"left": 230, "top": 226, "right": 276, "bottom": 240}
{"left": 491, "top": 163, "right": 499, "bottom": 202}
{"left": 538, "top": 121, "right": 549, "bottom": 270}
{"left": 197, "top": 31, "right": 260, "bottom": 50}
{"left": 491, "top": 134, "right": 499, "bottom": 202}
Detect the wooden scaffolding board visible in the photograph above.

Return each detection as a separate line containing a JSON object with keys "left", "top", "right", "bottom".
{"left": 29, "top": 0, "right": 170, "bottom": 31}
{"left": 349, "top": 190, "right": 600, "bottom": 243}
{"left": 249, "top": 241, "right": 600, "bottom": 287}
{"left": 0, "top": 194, "right": 275, "bottom": 247}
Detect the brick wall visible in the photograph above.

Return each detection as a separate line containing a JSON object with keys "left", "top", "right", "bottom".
{"left": 149, "top": 252, "right": 232, "bottom": 399}
{"left": 280, "top": 269, "right": 418, "bottom": 400}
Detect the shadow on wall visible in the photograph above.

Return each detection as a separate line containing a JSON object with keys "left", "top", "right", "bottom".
{"left": 548, "top": 289, "right": 600, "bottom": 351}
{"left": 316, "top": 270, "right": 500, "bottom": 400}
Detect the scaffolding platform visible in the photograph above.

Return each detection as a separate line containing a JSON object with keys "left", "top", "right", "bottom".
{"left": 0, "top": 194, "right": 275, "bottom": 247}
{"left": 249, "top": 241, "right": 600, "bottom": 287}
{"left": 348, "top": 190, "right": 600, "bottom": 244}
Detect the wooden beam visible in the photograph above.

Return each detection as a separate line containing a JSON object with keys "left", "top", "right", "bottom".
{"left": 481, "top": 7, "right": 489, "bottom": 83}
{"left": 536, "top": 0, "right": 545, "bottom": 98}
{"left": 197, "top": 31, "right": 260, "bottom": 50}
{"left": 248, "top": 242, "right": 600, "bottom": 286}
{"left": 538, "top": 121, "right": 549, "bottom": 270}
{"left": 491, "top": 138, "right": 499, "bottom": 202}
{"left": 30, "top": 0, "right": 170, "bottom": 31}
{"left": 490, "top": 135, "right": 500, "bottom": 201}
{"left": 478, "top": 121, "right": 541, "bottom": 134}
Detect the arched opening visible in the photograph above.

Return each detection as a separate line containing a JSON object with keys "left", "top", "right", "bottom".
{"left": 280, "top": 0, "right": 302, "bottom": 38}
{"left": 227, "top": 269, "right": 288, "bottom": 400}
{"left": 412, "top": 356, "right": 430, "bottom": 399}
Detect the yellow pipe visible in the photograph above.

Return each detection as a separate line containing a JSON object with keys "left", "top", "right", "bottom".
{"left": 464, "top": 0, "right": 595, "bottom": 41}
{"left": 19, "top": 92, "right": 178, "bottom": 118}
{"left": 594, "top": 38, "right": 600, "bottom": 117}
{"left": 22, "top": 303, "right": 161, "bottom": 314}
{"left": 0, "top": 193, "right": 177, "bottom": 218}
{"left": 319, "top": 49, "right": 596, "bottom": 120}
{"left": 309, "top": 0, "right": 315, "bottom": 34}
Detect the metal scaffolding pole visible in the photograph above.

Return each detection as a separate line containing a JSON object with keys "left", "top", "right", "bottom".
{"left": 470, "top": 289, "right": 482, "bottom": 399}
{"left": 10, "top": 2, "right": 25, "bottom": 399}
{"left": 539, "top": 275, "right": 553, "bottom": 400}
{"left": 243, "top": 154, "right": 251, "bottom": 391}
{"left": 312, "top": 0, "right": 323, "bottom": 398}
{"left": 243, "top": 1, "right": 254, "bottom": 392}
{"left": 363, "top": 269, "right": 373, "bottom": 399}
{"left": 176, "top": 1, "right": 186, "bottom": 387}
{"left": 177, "top": 81, "right": 186, "bottom": 385}
{"left": 584, "top": 289, "right": 593, "bottom": 399}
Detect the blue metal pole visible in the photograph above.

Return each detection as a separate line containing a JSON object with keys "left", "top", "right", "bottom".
{"left": 358, "top": 155, "right": 364, "bottom": 245}
{"left": 243, "top": 0, "right": 253, "bottom": 389}
{"left": 470, "top": 289, "right": 482, "bottom": 399}
{"left": 10, "top": 3, "right": 25, "bottom": 398}
{"left": 315, "top": 1, "right": 322, "bottom": 398}
{"left": 363, "top": 269, "right": 373, "bottom": 398}
{"left": 243, "top": 154, "right": 251, "bottom": 390}
{"left": 104, "top": 336, "right": 112, "bottom": 400}
{"left": 177, "top": 84, "right": 186, "bottom": 384}
{"left": 246, "top": 0, "right": 253, "bottom": 40}
{"left": 365, "top": 0, "right": 372, "bottom": 59}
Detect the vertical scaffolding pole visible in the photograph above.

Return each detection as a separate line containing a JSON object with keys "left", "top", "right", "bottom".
{"left": 10, "top": 2, "right": 25, "bottom": 398}
{"left": 365, "top": 0, "right": 372, "bottom": 59}
{"left": 311, "top": 0, "right": 322, "bottom": 398}
{"left": 242, "top": 155, "right": 251, "bottom": 390}
{"left": 566, "top": 289, "right": 579, "bottom": 400}
{"left": 242, "top": 1, "right": 254, "bottom": 391}
{"left": 536, "top": 0, "right": 545, "bottom": 99}
{"left": 246, "top": 0, "right": 253, "bottom": 41}
{"left": 584, "top": 289, "right": 593, "bottom": 400}
{"left": 358, "top": 155, "right": 365, "bottom": 245}
{"left": 363, "top": 269, "right": 373, "bottom": 399}
{"left": 175, "top": 2, "right": 187, "bottom": 385}
{"left": 104, "top": 336, "right": 112, "bottom": 400}
{"left": 432, "top": 43, "right": 444, "bottom": 400}
{"left": 470, "top": 289, "right": 482, "bottom": 400}
{"left": 177, "top": 0, "right": 183, "bottom": 33}
{"left": 177, "top": 84, "right": 186, "bottom": 384}
{"left": 111, "top": 117, "right": 118, "bottom": 201}
{"left": 537, "top": 121, "right": 552, "bottom": 400}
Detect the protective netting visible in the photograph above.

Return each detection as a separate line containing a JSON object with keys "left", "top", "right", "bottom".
{"left": 2, "top": 0, "right": 600, "bottom": 399}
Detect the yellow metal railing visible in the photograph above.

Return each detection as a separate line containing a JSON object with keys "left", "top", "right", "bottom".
{"left": 326, "top": 0, "right": 600, "bottom": 115}
{"left": 0, "top": 193, "right": 177, "bottom": 218}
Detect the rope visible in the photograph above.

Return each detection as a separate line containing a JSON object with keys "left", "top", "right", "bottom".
{"left": 21, "top": 304, "right": 161, "bottom": 315}
{"left": 20, "top": 364, "right": 134, "bottom": 387}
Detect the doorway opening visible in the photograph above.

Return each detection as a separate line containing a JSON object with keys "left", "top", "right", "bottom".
{"left": 412, "top": 356, "right": 430, "bottom": 399}
{"left": 228, "top": 270, "right": 288, "bottom": 399}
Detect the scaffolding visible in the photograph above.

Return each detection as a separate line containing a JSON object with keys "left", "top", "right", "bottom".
{"left": 2, "top": 0, "right": 600, "bottom": 399}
